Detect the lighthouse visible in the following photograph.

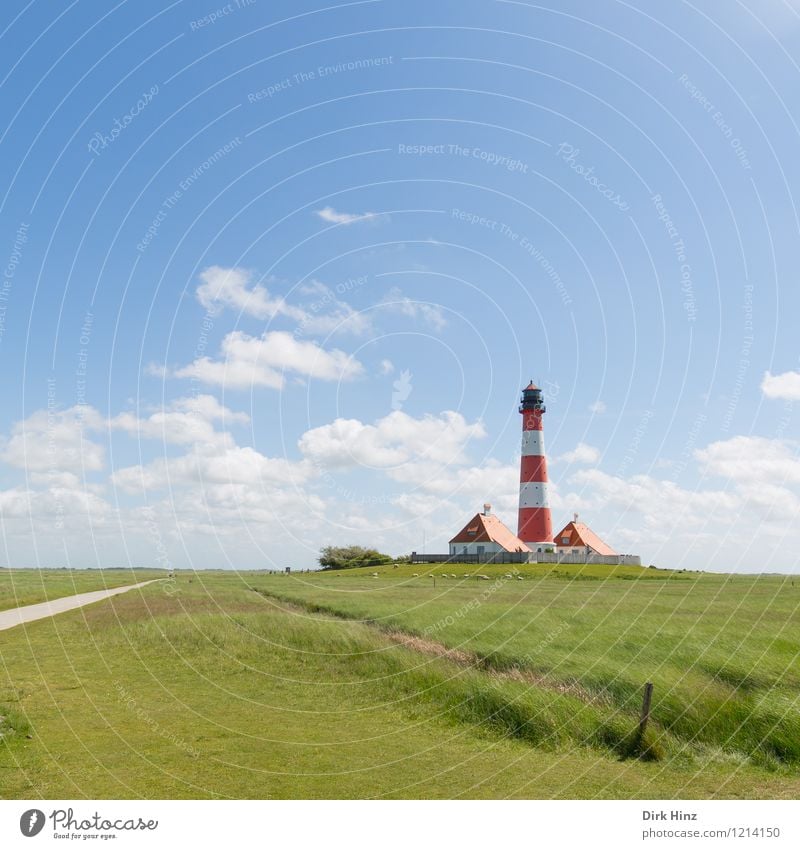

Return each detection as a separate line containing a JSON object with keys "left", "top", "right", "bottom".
{"left": 517, "top": 381, "right": 553, "bottom": 547}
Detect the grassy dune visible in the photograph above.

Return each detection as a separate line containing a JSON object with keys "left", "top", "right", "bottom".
{"left": 0, "top": 568, "right": 164, "bottom": 611}
{"left": 1, "top": 569, "right": 798, "bottom": 798}
{"left": 255, "top": 563, "right": 800, "bottom": 770}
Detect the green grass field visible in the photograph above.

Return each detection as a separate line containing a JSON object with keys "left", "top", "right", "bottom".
{"left": 0, "top": 568, "right": 163, "bottom": 611}
{"left": 256, "top": 563, "right": 800, "bottom": 769}
{"left": 1, "top": 565, "right": 798, "bottom": 799}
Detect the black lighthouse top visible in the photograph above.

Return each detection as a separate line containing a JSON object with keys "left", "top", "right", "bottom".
{"left": 519, "top": 381, "right": 545, "bottom": 413}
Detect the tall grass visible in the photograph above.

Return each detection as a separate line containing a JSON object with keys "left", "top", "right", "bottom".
{"left": 256, "top": 567, "right": 800, "bottom": 767}
{"left": 122, "top": 602, "right": 671, "bottom": 762}
{"left": 2, "top": 574, "right": 798, "bottom": 798}
{"left": 0, "top": 705, "right": 30, "bottom": 742}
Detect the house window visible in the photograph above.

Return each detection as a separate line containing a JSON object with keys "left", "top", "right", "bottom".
{"left": 476, "top": 545, "right": 485, "bottom": 555}
{"left": 561, "top": 536, "right": 570, "bottom": 545}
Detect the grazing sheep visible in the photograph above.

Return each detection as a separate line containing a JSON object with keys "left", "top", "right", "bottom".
{"left": 516, "top": 575, "right": 524, "bottom": 581}
{"left": 412, "top": 573, "right": 420, "bottom": 577}
{"left": 504, "top": 573, "right": 513, "bottom": 579}
{"left": 372, "top": 572, "right": 379, "bottom": 577}
{"left": 451, "top": 574, "right": 457, "bottom": 578}
{"left": 479, "top": 574, "right": 491, "bottom": 580}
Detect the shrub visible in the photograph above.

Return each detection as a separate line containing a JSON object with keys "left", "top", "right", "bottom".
{"left": 318, "top": 545, "right": 393, "bottom": 570}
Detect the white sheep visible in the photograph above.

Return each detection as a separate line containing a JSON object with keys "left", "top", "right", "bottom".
{"left": 516, "top": 575, "right": 524, "bottom": 581}
{"left": 412, "top": 573, "right": 420, "bottom": 577}
{"left": 372, "top": 572, "right": 379, "bottom": 577}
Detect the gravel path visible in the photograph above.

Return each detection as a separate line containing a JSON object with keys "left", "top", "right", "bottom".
{"left": 0, "top": 580, "right": 160, "bottom": 632}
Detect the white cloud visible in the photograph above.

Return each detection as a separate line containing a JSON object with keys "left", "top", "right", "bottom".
{"left": 111, "top": 395, "right": 249, "bottom": 450}
{"left": 145, "top": 363, "right": 168, "bottom": 379}
{"left": 567, "top": 468, "right": 738, "bottom": 525}
{"left": 195, "top": 266, "right": 305, "bottom": 321}
{"left": 0, "top": 488, "right": 36, "bottom": 520}
{"left": 382, "top": 287, "right": 446, "bottom": 330}
{"left": 300, "top": 417, "right": 405, "bottom": 468}
{"left": 761, "top": 369, "right": 800, "bottom": 401}
{"left": 315, "top": 206, "right": 376, "bottom": 225}
{"left": 3, "top": 391, "right": 800, "bottom": 572}
{"left": 298, "top": 410, "right": 486, "bottom": 469}
{"left": 295, "top": 282, "right": 372, "bottom": 336}
{"left": 301, "top": 307, "right": 371, "bottom": 336}
{"left": 113, "top": 436, "right": 324, "bottom": 552}
{"left": 379, "top": 359, "right": 395, "bottom": 375}
{"left": 0, "top": 479, "right": 114, "bottom": 527}
{"left": 0, "top": 396, "right": 327, "bottom": 567}
{"left": 113, "top": 446, "right": 312, "bottom": 495}
{"left": 557, "top": 433, "right": 800, "bottom": 564}
{"left": 392, "top": 492, "right": 455, "bottom": 518}
{"left": 0, "top": 406, "right": 106, "bottom": 473}
{"left": 560, "top": 468, "right": 741, "bottom": 562}
{"left": 695, "top": 435, "right": 800, "bottom": 485}
{"left": 391, "top": 458, "right": 521, "bottom": 511}
{"left": 28, "top": 470, "right": 88, "bottom": 489}
{"left": 557, "top": 442, "right": 601, "bottom": 464}
{"left": 298, "top": 281, "right": 328, "bottom": 296}
{"left": 170, "top": 394, "right": 249, "bottom": 423}
{"left": 172, "top": 330, "right": 364, "bottom": 389}
{"left": 194, "top": 267, "right": 371, "bottom": 336}
{"left": 588, "top": 400, "right": 607, "bottom": 414}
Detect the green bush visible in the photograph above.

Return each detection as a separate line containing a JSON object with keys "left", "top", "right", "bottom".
{"left": 0, "top": 706, "right": 31, "bottom": 742}
{"left": 318, "top": 545, "right": 393, "bottom": 570}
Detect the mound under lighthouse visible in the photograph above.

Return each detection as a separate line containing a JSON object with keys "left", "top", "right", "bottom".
{"left": 517, "top": 381, "right": 553, "bottom": 548}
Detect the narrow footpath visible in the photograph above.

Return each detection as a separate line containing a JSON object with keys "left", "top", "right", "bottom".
{"left": 0, "top": 581, "right": 160, "bottom": 632}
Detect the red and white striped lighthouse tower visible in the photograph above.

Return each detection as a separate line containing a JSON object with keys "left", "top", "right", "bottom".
{"left": 517, "top": 381, "right": 553, "bottom": 547}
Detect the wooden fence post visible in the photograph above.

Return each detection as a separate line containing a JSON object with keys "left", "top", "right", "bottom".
{"left": 639, "top": 682, "right": 654, "bottom": 739}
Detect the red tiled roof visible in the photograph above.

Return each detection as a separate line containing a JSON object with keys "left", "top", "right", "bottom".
{"left": 450, "top": 512, "right": 531, "bottom": 552}
{"left": 553, "top": 520, "right": 617, "bottom": 555}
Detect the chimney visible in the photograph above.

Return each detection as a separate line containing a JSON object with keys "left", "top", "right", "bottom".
{"left": 483, "top": 503, "right": 492, "bottom": 516}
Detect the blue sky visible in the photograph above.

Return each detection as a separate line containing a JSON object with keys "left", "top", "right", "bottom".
{"left": 1, "top": 0, "right": 799, "bottom": 571}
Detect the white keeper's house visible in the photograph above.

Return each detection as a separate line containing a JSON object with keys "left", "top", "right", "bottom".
{"left": 553, "top": 514, "right": 617, "bottom": 557}
{"left": 445, "top": 505, "right": 627, "bottom": 562}
{"left": 448, "top": 504, "right": 530, "bottom": 557}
